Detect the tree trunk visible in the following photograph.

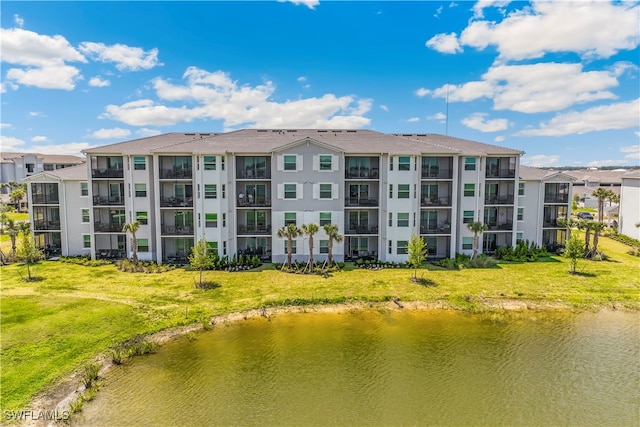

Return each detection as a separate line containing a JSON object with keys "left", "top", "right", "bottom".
{"left": 472, "top": 233, "right": 479, "bottom": 259}
{"left": 286, "top": 238, "right": 292, "bottom": 268}
{"left": 584, "top": 229, "right": 591, "bottom": 251}
{"left": 309, "top": 237, "right": 314, "bottom": 272}
{"left": 327, "top": 239, "right": 333, "bottom": 265}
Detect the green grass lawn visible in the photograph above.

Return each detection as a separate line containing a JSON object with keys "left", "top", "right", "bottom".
{"left": 1, "top": 235, "right": 639, "bottom": 411}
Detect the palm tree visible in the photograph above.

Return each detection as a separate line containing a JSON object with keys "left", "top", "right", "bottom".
{"left": 557, "top": 216, "right": 576, "bottom": 241}
{"left": 467, "top": 221, "right": 488, "bottom": 259}
{"left": 122, "top": 221, "right": 140, "bottom": 264}
{"left": 592, "top": 188, "right": 614, "bottom": 223}
{"left": 589, "top": 221, "right": 607, "bottom": 259}
{"left": 323, "top": 223, "right": 343, "bottom": 266}
{"left": 276, "top": 223, "right": 301, "bottom": 269}
{"left": 301, "top": 223, "right": 319, "bottom": 272}
{"left": 578, "top": 220, "right": 592, "bottom": 252}
{"left": 5, "top": 219, "right": 19, "bottom": 256}
{"left": 9, "top": 188, "right": 25, "bottom": 211}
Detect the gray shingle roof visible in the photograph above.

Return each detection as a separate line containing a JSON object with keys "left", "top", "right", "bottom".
{"left": 23, "top": 164, "right": 88, "bottom": 181}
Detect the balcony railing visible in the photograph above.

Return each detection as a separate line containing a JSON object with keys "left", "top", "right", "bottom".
{"left": 421, "top": 197, "right": 452, "bottom": 207}
{"left": 346, "top": 225, "right": 378, "bottom": 235}
{"left": 486, "top": 169, "right": 516, "bottom": 178}
{"left": 31, "top": 195, "right": 60, "bottom": 204}
{"left": 91, "top": 169, "right": 124, "bottom": 179}
{"left": 93, "top": 196, "right": 125, "bottom": 206}
{"left": 421, "top": 169, "right": 453, "bottom": 180}
{"left": 543, "top": 220, "right": 562, "bottom": 228}
{"left": 96, "top": 249, "right": 126, "bottom": 260}
{"left": 544, "top": 195, "right": 569, "bottom": 203}
{"left": 160, "top": 168, "right": 192, "bottom": 179}
{"left": 33, "top": 220, "right": 61, "bottom": 230}
{"left": 420, "top": 224, "right": 451, "bottom": 234}
{"left": 485, "top": 221, "right": 514, "bottom": 231}
{"left": 161, "top": 225, "right": 194, "bottom": 235}
{"left": 345, "top": 168, "right": 380, "bottom": 179}
{"left": 160, "top": 197, "right": 193, "bottom": 207}
{"left": 237, "top": 225, "right": 272, "bottom": 235}
{"left": 94, "top": 222, "right": 126, "bottom": 232}
{"left": 345, "top": 198, "right": 378, "bottom": 207}
{"left": 484, "top": 195, "right": 515, "bottom": 205}
{"left": 236, "top": 170, "right": 271, "bottom": 179}
{"left": 237, "top": 197, "right": 271, "bottom": 207}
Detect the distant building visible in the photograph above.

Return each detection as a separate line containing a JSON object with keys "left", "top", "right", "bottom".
{"left": 1, "top": 152, "right": 85, "bottom": 194}
{"left": 564, "top": 169, "right": 625, "bottom": 209}
{"left": 25, "top": 130, "right": 574, "bottom": 262}
{"left": 618, "top": 170, "right": 640, "bottom": 240}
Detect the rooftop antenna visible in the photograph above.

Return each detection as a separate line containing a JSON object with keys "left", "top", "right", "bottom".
{"left": 445, "top": 81, "right": 449, "bottom": 136}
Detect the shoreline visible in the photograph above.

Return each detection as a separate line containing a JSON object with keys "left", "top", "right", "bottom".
{"left": 18, "top": 299, "right": 634, "bottom": 426}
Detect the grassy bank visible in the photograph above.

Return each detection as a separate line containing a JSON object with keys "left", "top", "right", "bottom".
{"left": 1, "top": 235, "right": 639, "bottom": 411}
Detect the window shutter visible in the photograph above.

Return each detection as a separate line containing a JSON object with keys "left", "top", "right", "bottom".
{"left": 296, "top": 155, "right": 302, "bottom": 171}
{"left": 312, "top": 155, "right": 319, "bottom": 172}
{"left": 297, "top": 184, "right": 303, "bottom": 199}
{"left": 332, "top": 183, "right": 339, "bottom": 200}
{"left": 277, "top": 184, "right": 284, "bottom": 199}
{"left": 277, "top": 155, "right": 284, "bottom": 171}
{"left": 332, "top": 155, "right": 339, "bottom": 171}
{"left": 313, "top": 184, "right": 319, "bottom": 199}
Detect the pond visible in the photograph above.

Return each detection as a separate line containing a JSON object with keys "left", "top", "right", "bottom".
{"left": 75, "top": 309, "right": 639, "bottom": 426}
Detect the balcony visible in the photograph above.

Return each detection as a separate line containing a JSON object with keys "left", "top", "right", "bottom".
{"left": 31, "top": 195, "right": 60, "bottom": 204}
{"left": 159, "top": 168, "right": 192, "bottom": 179}
{"left": 33, "top": 220, "right": 61, "bottom": 231}
{"left": 160, "top": 197, "right": 193, "bottom": 208}
{"left": 421, "top": 197, "right": 452, "bottom": 207}
{"left": 420, "top": 224, "right": 451, "bottom": 234}
{"left": 421, "top": 168, "right": 453, "bottom": 180}
{"left": 237, "top": 170, "right": 271, "bottom": 180}
{"left": 161, "top": 225, "right": 194, "bottom": 235}
{"left": 93, "top": 195, "right": 125, "bottom": 206}
{"left": 544, "top": 195, "right": 569, "bottom": 204}
{"left": 484, "top": 195, "right": 515, "bottom": 205}
{"left": 345, "top": 198, "right": 378, "bottom": 207}
{"left": 485, "top": 169, "right": 516, "bottom": 179}
{"left": 238, "top": 225, "right": 272, "bottom": 235}
{"left": 486, "top": 221, "right": 514, "bottom": 231}
{"left": 543, "top": 219, "right": 562, "bottom": 228}
{"left": 345, "top": 225, "right": 378, "bottom": 235}
{"left": 237, "top": 196, "right": 271, "bottom": 207}
{"left": 346, "top": 167, "right": 380, "bottom": 179}
{"left": 96, "top": 249, "right": 126, "bottom": 260}
{"left": 94, "top": 222, "right": 126, "bottom": 233}
{"left": 91, "top": 169, "right": 124, "bottom": 179}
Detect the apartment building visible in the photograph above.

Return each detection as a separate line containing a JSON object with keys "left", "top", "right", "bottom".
{"left": 1, "top": 152, "right": 85, "bottom": 193}
{"left": 25, "top": 129, "right": 573, "bottom": 263}
{"left": 618, "top": 170, "right": 640, "bottom": 240}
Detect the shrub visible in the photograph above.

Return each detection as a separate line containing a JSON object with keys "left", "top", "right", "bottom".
{"left": 82, "top": 363, "right": 100, "bottom": 389}
{"left": 495, "top": 240, "right": 548, "bottom": 262}
{"left": 463, "top": 254, "right": 498, "bottom": 268}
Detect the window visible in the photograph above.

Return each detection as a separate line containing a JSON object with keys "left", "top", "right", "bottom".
{"left": 517, "top": 208, "right": 524, "bottom": 221}
{"left": 398, "top": 184, "right": 410, "bottom": 199}
{"left": 518, "top": 182, "right": 525, "bottom": 196}
{"left": 319, "top": 240, "right": 329, "bottom": 254}
{"left": 285, "top": 212, "right": 296, "bottom": 226}
{"left": 398, "top": 156, "right": 410, "bottom": 171}
{"left": 284, "top": 155, "right": 297, "bottom": 171}
{"left": 223, "top": 241, "right": 227, "bottom": 255}
{"left": 464, "top": 157, "right": 476, "bottom": 171}
{"left": 389, "top": 156, "right": 394, "bottom": 171}
{"left": 516, "top": 232, "right": 523, "bottom": 244}
{"left": 389, "top": 240, "right": 392, "bottom": 254}
{"left": 464, "top": 184, "right": 475, "bottom": 197}
{"left": 397, "top": 240, "right": 408, "bottom": 254}
{"left": 222, "top": 184, "right": 226, "bottom": 199}
{"left": 462, "top": 237, "right": 473, "bottom": 250}
{"left": 397, "top": 213, "right": 409, "bottom": 227}
{"left": 205, "top": 213, "right": 218, "bottom": 228}
{"left": 222, "top": 213, "right": 226, "bottom": 227}
{"left": 291, "top": 240, "right": 297, "bottom": 254}
{"left": 81, "top": 209, "right": 90, "bottom": 223}
{"left": 319, "top": 183, "right": 332, "bottom": 199}
{"left": 207, "top": 241, "right": 218, "bottom": 253}
{"left": 319, "top": 212, "right": 331, "bottom": 226}
{"left": 389, "top": 212, "right": 393, "bottom": 227}
{"left": 463, "top": 211, "right": 474, "bottom": 224}
{"left": 284, "top": 184, "right": 297, "bottom": 199}
{"left": 26, "top": 163, "right": 34, "bottom": 173}
{"left": 44, "top": 164, "right": 54, "bottom": 171}
{"left": 138, "top": 238, "right": 149, "bottom": 252}
{"left": 205, "top": 184, "right": 217, "bottom": 199}
{"left": 389, "top": 184, "right": 393, "bottom": 198}
{"left": 135, "top": 183, "right": 147, "bottom": 197}
{"left": 133, "top": 156, "right": 146, "bottom": 170}
{"left": 136, "top": 211, "right": 148, "bottom": 225}
{"left": 204, "top": 156, "right": 216, "bottom": 170}
{"left": 221, "top": 156, "right": 225, "bottom": 170}
{"left": 80, "top": 182, "right": 88, "bottom": 196}
{"left": 83, "top": 234, "right": 91, "bottom": 249}
{"left": 319, "top": 155, "right": 332, "bottom": 171}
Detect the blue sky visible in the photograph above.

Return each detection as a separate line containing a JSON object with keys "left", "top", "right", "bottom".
{"left": 1, "top": 0, "right": 639, "bottom": 167}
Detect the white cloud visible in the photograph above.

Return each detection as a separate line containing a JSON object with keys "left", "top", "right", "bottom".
{"left": 522, "top": 154, "right": 560, "bottom": 167}
{"left": 1, "top": 123, "right": 12, "bottom": 129}
{"left": 31, "top": 142, "right": 94, "bottom": 157}
{"left": 415, "top": 88, "right": 431, "bottom": 97}
{"left": 0, "top": 28, "right": 86, "bottom": 90}
{"left": 14, "top": 15, "right": 24, "bottom": 27}
{"left": 427, "top": 112, "right": 446, "bottom": 121}
{"left": 31, "top": 135, "right": 47, "bottom": 142}
{"left": 620, "top": 144, "right": 640, "bottom": 160}
{"left": 78, "top": 42, "right": 161, "bottom": 71}
{"left": 279, "top": 0, "right": 319, "bottom": 10}
{"left": 517, "top": 99, "right": 640, "bottom": 136}
{"left": 425, "top": 33, "right": 462, "bottom": 54}
{"left": 297, "top": 76, "right": 307, "bottom": 82}
{"left": 494, "top": 135, "right": 505, "bottom": 142}
{"left": 101, "top": 66, "right": 372, "bottom": 130}
{"left": 461, "top": 1, "right": 639, "bottom": 61}
{"left": 29, "top": 111, "right": 43, "bottom": 117}
{"left": 472, "top": 0, "right": 511, "bottom": 19}
{"left": 88, "top": 76, "right": 110, "bottom": 87}
{"left": 428, "top": 62, "right": 622, "bottom": 113}
{"left": 587, "top": 159, "right": 628, "bottom": 167}
{"left": 87, "top": 127, "right": 132, "bottom": 139}
{"left": 0, "top": 135, "right": 25, "bottom": 151}
{"left": 407, "top": 117, "right": 420, "bottom": 123}
{"left": 461, "top": 113, "right": 508, "bottom": 132}
{"left": 136, "top": 128, "right": 162, "bottom": 137}
{"left": 379, "top": 104, "right": 389, "bottom": 112}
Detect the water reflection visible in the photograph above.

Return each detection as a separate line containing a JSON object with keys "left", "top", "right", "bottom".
{"left": 75, "top": 309, "right": 640, "bottom": 426}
